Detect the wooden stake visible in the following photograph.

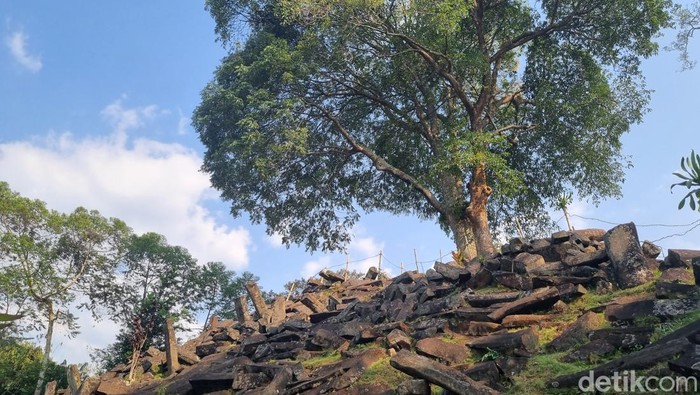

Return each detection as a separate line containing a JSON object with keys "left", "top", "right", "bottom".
{"left": 414, "top": 249, "right": 419, "bottom": 272}
{"left": 344, "top": 254, "right": 349, "bottom": 280}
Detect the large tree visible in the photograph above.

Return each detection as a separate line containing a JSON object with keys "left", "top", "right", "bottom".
{"left": 195, "top": 0, "right": 671, "bottom": 257}
{"left": 87, "top": 232, "right": 200, "bottom": 381}
{"left": 0, "top": 182, "right": 128, "bottom": 395}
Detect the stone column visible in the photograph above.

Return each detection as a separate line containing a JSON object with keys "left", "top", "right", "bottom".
{"left": 234, "top": 294, "right": 252, "bottom": 323}
{"left": 43, "top": 381, "right": 57, "bottom": 395}
{"left": 67, "top": 364, "right": 80, "bottom": 395}
{"left": 245, "top": 281, "right": 270, "bottom": 323}
{"left": 270, "top": 296, "right": 286, "bottom": 326}
{"left": 164, "top": 318, "right": 180, "bottom": 376}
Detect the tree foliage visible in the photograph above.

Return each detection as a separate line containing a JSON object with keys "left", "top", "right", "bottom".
{"left": 672, "top": 150, "right": 700, "bottom": 211}
{"left": 87, "top": 232, "right": 200, "bottom": 380}
{"left": 195, "top": 0, "right": 672, "bottom": 257}
{"left": 0, "top": 340, "right": 68, "bottom": 395}
{"left": 0, "top": 181, "right": 128, "bottom": 395}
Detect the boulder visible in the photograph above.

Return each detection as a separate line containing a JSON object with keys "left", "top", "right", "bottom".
{"left": 604, "top": 223, "right": 655, "bottom": 289}
{"left": 387, "top": 329, "right": 412, "bottom": 350}
{"left": 491, "top": 271, "right": 533, "bottom": 290}
{"left": 432, "top": 262, "right": 471, "bottom": 283}
{"left": 307, "top": 328, "right": 344, "bottom": 351}
{"left": 561, "top": 339, "right": 616, "bottom": 363}
{"left": 44, "top": 381, "right": 57, "bottom": 395}
{"left": 415, "top": 337, "right": 470, "bottom": 365}
{"left": 396, "top": 379, "right": 431, "bottom": 395}
{"left": 656, "top": 268, "right": 697, "bottom": 298}
{"left": 547, "top": 311, "right": 604, "bottom": 352}
{"left": 488, "top": 286, "right": 560, "bottom": 322}
{"left": 605, "top": 298, "right": 700, "bottom": 322}
{"left": 642, "top": 240, "right": 662, "bottom": 259}
{"left": 76, "top": 377, "right": 100, "bottom": 395}
{"left": 664, "top": 249, "right": 700, "bottom": 269}
{"left": 390, "top": 350, "right": 500, "bottom": 395}
{"left": 468, "top": 328, "right": 539, "bottom": 354}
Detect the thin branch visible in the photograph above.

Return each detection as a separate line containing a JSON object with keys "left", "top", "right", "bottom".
{"left": 309, "top": 102, "right": 445, "bottom": 215}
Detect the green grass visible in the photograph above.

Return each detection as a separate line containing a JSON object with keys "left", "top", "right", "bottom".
{"left": 651, "top": 308, "right": 700, "bottom": 342}
{"left": 301, "top": 351, "right": 342, "bottom": 370}
{"left": 507, "top": 352, "right": 595, "bottom": 395}
{"left": 473, "top": 284, "right": 513, "bottom": 294}
{"left": 354, "top": 357, "right": 411, "bottom": 388}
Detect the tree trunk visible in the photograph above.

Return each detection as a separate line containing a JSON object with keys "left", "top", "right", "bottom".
{"left": 128, "top": 344, "right": 141, "bottom": 382}
{"left": 446, "top": 215, "right": 477, "bottom": 260}
{"left": 440, "top": 173, "right": 477, "bottom": 261}
{"left": 33, "top": 303, "right": 55, "bottom": 395}
{"left": 467, "top": 164, "right": 497, "bottom": 257}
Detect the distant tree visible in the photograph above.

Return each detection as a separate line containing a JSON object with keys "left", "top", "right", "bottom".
{"left": 0, "top": 182, "right": 128, "bottom": 395}
{"left": 0, "top": 340, "right": 68, "bottom": 395}
{"left": 282, "top": 278, "right": 308, "bottom": 300}
{"left": 194, "top": 261, "right": 242, "bottom": 326}
{"left": 672, "top": 150, "right": 700, "bottom": 211}
{"left": 86, "top": 232, "right": 200, "bottom": 381}
{"left": 195, "top": 0, "right": 672, "bottom": 258}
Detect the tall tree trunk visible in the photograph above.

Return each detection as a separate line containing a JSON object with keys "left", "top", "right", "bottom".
{"left": 467, "top": 164, "right": 497, "bottom": 257}
{"left": 445, "top": 215, "right": 477, "bottom": 260}
{"left": 440, "top": 174, "right": 477, "bottom": 260}
{"left": 33, "top": 303, "right": 55, "bottom": 395}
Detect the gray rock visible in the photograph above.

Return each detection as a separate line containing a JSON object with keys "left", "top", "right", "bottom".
{"left": 604, "top": 223, "right": 655, "bottom": 289}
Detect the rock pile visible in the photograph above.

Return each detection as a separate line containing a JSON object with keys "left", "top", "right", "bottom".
{"left": 46, "top": 222, "right": 700, "bottom": 395}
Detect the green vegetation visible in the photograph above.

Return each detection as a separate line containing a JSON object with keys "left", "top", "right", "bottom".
{"left": 651, "top": 309, "right": 700, "bottom": 342}
{"left": 508, "top": 352, "right": 595, "bottom": 395}
{"left": 354, "top": 357, "right": 410, "bottom": 388}
{"left": 0, "top": 340, "right": 68, "bottom": 395}
{"left": 301, "top": 351, "right": 342, "bottom": 370}
{"left": 196, "top": 0, "right": 672, "bottom": 258}
{"left": 479, "top": 347, "right": 502, "bottom": 362}
{"left": 0, "top": 181, "right": 128, "bottom": 395}
{"left": 672, "top": 150, "right": 700, "bottom": 211}
{"left": 473, "top": 285, "right": 513, "bottom": 295}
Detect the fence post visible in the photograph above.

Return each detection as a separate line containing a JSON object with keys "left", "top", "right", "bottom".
{"left": 414, "top": 249, "right": 419, "bottom": 272}
{"left": 378, "top": 251, "right": 383, "bottom": 274}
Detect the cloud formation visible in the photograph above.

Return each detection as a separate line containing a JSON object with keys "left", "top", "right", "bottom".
{"left": 0, "top": 99, "right": 251, "bottom": 270}
{"left": 5, "top": 31, "right": 42, "bottom": 72}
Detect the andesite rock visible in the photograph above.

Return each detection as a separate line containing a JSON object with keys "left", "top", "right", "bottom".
{"left": 604, "top": 222, "right": 655, "bottom": 289}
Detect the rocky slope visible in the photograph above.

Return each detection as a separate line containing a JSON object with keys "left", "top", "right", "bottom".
{"left": 49, "top": 222, "right": 700, "bottom": 394}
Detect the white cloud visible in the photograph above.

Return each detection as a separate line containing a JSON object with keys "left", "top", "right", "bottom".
{"left": 266, "top": 232, "right": 285, "bottom": 248}
{"left": 177, "top": 110, "right": 190, "bottom": 135}
{"left": 101, "top": 97, "right": 169, "bottom": 141}
{"left": 5, "top": 30, "right": 42, "bottom": 72}
{"left": 349, "top": 235, "right": 387, "bottom": 274}
{"left": 0, "top": 99, "right": 251, "bottom": 270}
{"left": 301, "top": 256, "right": 332, "bottom": 279}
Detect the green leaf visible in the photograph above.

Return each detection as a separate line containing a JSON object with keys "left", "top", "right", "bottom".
{"left": 679, "top": 198, "right": 686, "bottom": 210}
{"left": 690, "top": 197, "right": 697, "bottom": 211}
{"left": 672, "top": 172, "right": 690, "bottom": 181}
{"left": 0, "top": 313, "right": 23, "bottom": 322}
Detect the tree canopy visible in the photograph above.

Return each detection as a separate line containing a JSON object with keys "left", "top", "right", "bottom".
{"left": 195, "top": 0, "right": 672, "bottom": 257}
{"left": 0, "top": 181, "right": 128, "bottom": 395}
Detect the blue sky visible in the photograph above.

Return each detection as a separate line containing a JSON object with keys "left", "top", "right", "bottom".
{"left": 1, "top": 1, "right": 700, "bottom": 365}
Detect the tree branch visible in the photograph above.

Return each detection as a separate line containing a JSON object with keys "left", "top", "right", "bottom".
{"left": 309, "top": 102, "right": 445, "bottom": 215}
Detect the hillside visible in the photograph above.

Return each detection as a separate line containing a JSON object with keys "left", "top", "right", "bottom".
{"left": 49, "top": 222, "right": 700, "bottom": 395}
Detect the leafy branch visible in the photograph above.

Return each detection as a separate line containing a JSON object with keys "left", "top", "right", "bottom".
{"left": 671, "top": 150, "right": 700, "bottom": 211}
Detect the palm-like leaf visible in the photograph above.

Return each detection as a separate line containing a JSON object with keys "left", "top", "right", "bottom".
{"left": 672, "top": 150, "right": 700, "bottom": 212}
